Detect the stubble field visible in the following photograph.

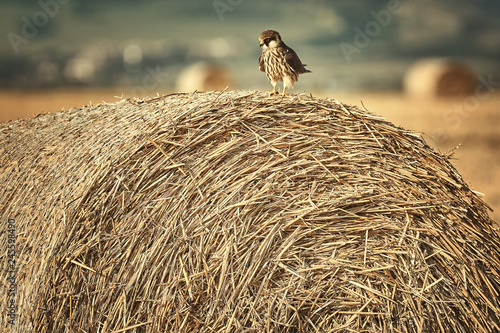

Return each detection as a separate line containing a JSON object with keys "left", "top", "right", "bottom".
{"left": 1, "top": 89, "right": 499, "bottom": 224}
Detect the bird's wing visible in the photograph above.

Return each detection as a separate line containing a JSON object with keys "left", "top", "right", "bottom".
{"left": 285, "top": 47, "right": 310, "bottom": 74}
{"left": 259, "top": 53, "right": 265, "bottom": 72}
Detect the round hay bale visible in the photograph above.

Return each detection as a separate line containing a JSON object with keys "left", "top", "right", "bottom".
{"left": 404, "top": 58, "right": 477, "bottom": 97}
{"left": 176, "top": 62, "right": 234, "bottom": 92}
{"left": 1, "top": 91, "right": 500, "bottom": 332}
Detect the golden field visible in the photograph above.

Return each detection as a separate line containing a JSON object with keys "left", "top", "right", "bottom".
{"left": 1, "top": 89, "right": 499, "bottom": 223}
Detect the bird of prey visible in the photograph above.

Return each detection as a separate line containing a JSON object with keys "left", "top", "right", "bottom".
{"left": 259, "top": 29, "right": 311, "bottom": 96}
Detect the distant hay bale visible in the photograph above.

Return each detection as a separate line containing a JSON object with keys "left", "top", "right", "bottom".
{"left": 176, "top": 62, "right": 234, "bottom": 92}
{"left": 1, "top": 90, "right": 500, "bottom": 332}
{"left": 404, "top": 58, "right": 477, "bottom": 97}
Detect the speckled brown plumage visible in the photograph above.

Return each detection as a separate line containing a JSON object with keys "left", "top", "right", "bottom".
{"left": 259, "top": 29, "right": 311, "bottom": 95}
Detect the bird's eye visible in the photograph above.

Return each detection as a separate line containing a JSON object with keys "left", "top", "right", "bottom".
{"left": 264, "top": 38, "right": 270, "bottom": 43}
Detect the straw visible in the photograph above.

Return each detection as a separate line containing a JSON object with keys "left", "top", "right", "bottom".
{"left": 1, "top": 90, "right": 499, "bottom": 332}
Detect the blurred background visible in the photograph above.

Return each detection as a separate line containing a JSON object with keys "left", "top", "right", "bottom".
{"left": 0, "top": 0, "right": 499, "bottom": 221}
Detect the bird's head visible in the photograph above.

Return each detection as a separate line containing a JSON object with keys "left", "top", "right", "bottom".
{"left": 259, "top": 29, "right": 281, "bottom": 50}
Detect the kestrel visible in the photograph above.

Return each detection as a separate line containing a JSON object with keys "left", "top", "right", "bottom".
{"left": 259, "top": 29, "right": 311, "bottom": 96}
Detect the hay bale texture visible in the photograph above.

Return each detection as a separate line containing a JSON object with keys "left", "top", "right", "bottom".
{"left": 404, "top": 58, "right": 477, "bottom": 97}
{"left": 1, "top": 91, "right": 500, "bottom": 332}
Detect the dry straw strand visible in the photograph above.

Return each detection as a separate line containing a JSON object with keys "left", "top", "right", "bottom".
{"left": 1, "top": 90, "right": 500, "bottom": 332}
